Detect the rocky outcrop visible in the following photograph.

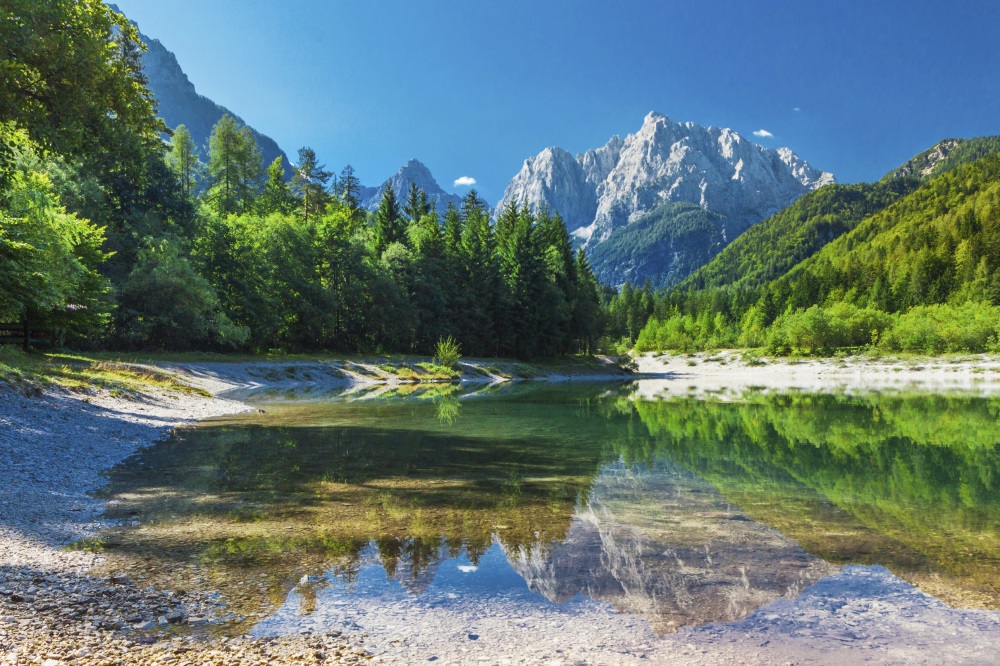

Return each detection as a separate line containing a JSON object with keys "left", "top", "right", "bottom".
{"left": 493, "top": 148, "right": 595, "bottom": 229}
{"left": 883, "top": 138, "right": 962, "bottom": 180}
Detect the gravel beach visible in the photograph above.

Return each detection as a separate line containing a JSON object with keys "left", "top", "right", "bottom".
{"left": 0, "top": 378, "right": 369, "bottom": 665}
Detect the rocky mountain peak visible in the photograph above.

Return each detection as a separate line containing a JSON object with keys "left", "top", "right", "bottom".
{"left": 497, "top": 111, "right": 834, "bottom": 246}
{"left": 358, "top": 159, "right": 464, "bottom": 215}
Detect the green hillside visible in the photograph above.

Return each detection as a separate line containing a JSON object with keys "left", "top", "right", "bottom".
{"left": 678, "top": 180, "right": 917, "bottom": 292}
{"left": 588, "top": 202, "right": 726, "bottom": 289}
{"left": 637, "top": 140, "right": 1000, "bottom": 354}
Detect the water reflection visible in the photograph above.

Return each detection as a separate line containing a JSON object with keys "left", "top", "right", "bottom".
{"left": 92, "top": 383, "right": 1000, "bottom": 636}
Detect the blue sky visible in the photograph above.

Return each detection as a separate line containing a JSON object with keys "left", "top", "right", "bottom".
{"left": 114, "top": 0, "right": 1000, "bottom": 203}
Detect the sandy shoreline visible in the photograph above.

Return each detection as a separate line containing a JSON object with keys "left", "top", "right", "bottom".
{"left": 633, "top": 349, "right": 1000, "bottom": 396}
{"left": 4, "top": 355, "right": 1000, "bottom": 664}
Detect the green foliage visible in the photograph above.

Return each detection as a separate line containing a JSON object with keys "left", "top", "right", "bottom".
{"left": 118, "top": 237, "right": 246, "bottom": 350}
{"left": 0, "top": 1, "right": 163, "bottom": 160}
{"left": 589, "top": 202, "right": 727, "bottom": 289}
{"left": 0, "top": 127, "right": 112, "bottom": 337}
{"left": 764, "top": 303, "right": 892, "bottom": 355}
{"left": 879, "top": 302, "right": 1000, "bottom": 354}
{"left": 433, "top": 336, "right": 462, "bottom": 369}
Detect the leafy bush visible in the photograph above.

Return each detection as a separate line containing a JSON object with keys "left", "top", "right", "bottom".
{"left": 433, "top": 336, "right": 461, "bottom": 369}
{"left": 879, "top": 302, "right": 1000, "bottom": 353}
{"left": 765, "top": 303, "right": 892, "bottom": 355}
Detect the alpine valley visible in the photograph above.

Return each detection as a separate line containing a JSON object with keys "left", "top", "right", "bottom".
{"left": 134, "top": 11, "right": 839, "bottom": 289}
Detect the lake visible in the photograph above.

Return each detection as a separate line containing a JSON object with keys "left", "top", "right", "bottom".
{"left": 91, "top": 381, "right": 1000, "bottom": 659}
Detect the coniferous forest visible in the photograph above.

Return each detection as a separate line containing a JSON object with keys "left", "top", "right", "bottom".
{"left": 0, "top": 1, "right": 605, "bottom": 357}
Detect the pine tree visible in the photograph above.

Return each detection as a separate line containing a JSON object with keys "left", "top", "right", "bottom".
{"left": 373, "top": 186, "right": 405, "bottom": 255}
{"left": 293, "top": 147, "right": 331, "bottom": 221}
{"left": 166, "top": 124, "right": 200, "bottom": 199}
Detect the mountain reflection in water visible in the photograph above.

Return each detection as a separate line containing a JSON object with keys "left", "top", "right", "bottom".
{"left": 92, "top": 383, "right": 1000, "bottom": 635}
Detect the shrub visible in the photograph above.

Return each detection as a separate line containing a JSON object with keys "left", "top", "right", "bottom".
{"left": 880, "top": 302, "right": 1000, "bottom": 353}
{"left": 433, "top": 336, "right": 461, "bottom": 369}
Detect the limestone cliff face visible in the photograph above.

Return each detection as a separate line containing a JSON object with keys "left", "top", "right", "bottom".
{"left": 497, "top": 112, "right": 834, "bottom": 284}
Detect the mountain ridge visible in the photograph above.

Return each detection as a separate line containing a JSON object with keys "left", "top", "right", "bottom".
{"left": 116, "top": 4, "right": 294, "bottom": 176}
{"left": 498, "top": 112, "right": 834, "bottom": 245}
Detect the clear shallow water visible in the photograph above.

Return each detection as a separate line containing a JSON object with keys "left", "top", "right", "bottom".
{"left": 93, "top": 382, "right": 1000, "bottom": 637}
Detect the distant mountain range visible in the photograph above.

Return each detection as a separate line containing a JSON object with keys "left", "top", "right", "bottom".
{"left": 358, "top": 159, "right": 464, "bottom": 216}
{"left": 497, "top": 112, "right": 835, "bottom": 287}
{"left": 129, "top": 4, "right": 1000, "bottom": 299}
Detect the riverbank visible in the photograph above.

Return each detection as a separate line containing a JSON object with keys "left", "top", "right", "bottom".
{"left": 4, "top": 351, "right": 1000, "bottom": 664}
{"left": 633, "top": 349, "right": 1000, "bottom": 396}
{"left": 0, "top": 352, "right": 631, "bottom": 665}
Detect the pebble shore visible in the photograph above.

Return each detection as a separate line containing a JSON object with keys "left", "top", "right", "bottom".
{"left": 0, "top": 383, "right": 369, "bottom": 665}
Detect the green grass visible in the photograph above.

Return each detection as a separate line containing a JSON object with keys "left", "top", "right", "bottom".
{"left": 0, "top": 346, "right": 209, "bottom": 395}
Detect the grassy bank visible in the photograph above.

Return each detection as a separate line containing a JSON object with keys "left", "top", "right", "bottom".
{"left": 0, "top": 346, "right": 632, "bottom": 395}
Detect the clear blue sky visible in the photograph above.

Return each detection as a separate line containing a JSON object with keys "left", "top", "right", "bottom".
{"left": 113, "top": 0, "right": 1000, "bottom": 203}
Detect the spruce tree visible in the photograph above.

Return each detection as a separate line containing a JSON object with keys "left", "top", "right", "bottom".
{"left": 373, "top": 186, "right": 405, "bottom": 254}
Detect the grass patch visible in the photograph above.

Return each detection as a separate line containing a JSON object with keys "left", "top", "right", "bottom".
{"left": 0, "top": 347, "right": 208, "bottom": 395}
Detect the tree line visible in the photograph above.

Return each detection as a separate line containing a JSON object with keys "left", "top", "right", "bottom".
{"left": 0, "top": 1, "right": 606, "bottom": 358}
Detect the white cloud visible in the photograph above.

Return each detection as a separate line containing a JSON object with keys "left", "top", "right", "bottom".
{"left": 752, "top": 129, "right": 774, "bottom": 138}
{"left": 454, "top": 176, "right": 477, "bottom": 187}
{"left": 793, "top": 107, "right": 801, "bottom": 112}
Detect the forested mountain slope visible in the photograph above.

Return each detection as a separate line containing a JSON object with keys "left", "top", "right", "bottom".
{"left": 635, "top": 142, "right": 1000, "bottom": 354}
{"left": 588, "top": 203, "right": 726, "bottom": 289}
{"left": 675, "top": 180, "right": 919, "bottom": 293}
{"left": 768, "top": 153, "right": 1000, "bottom": 314}
{"left": 113, "top": 5, "right": 294, "bottom": 175}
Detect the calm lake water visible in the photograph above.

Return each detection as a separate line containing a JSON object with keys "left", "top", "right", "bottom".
{"left": 94, "top": 382, "right": 1000, "bottom": 639}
